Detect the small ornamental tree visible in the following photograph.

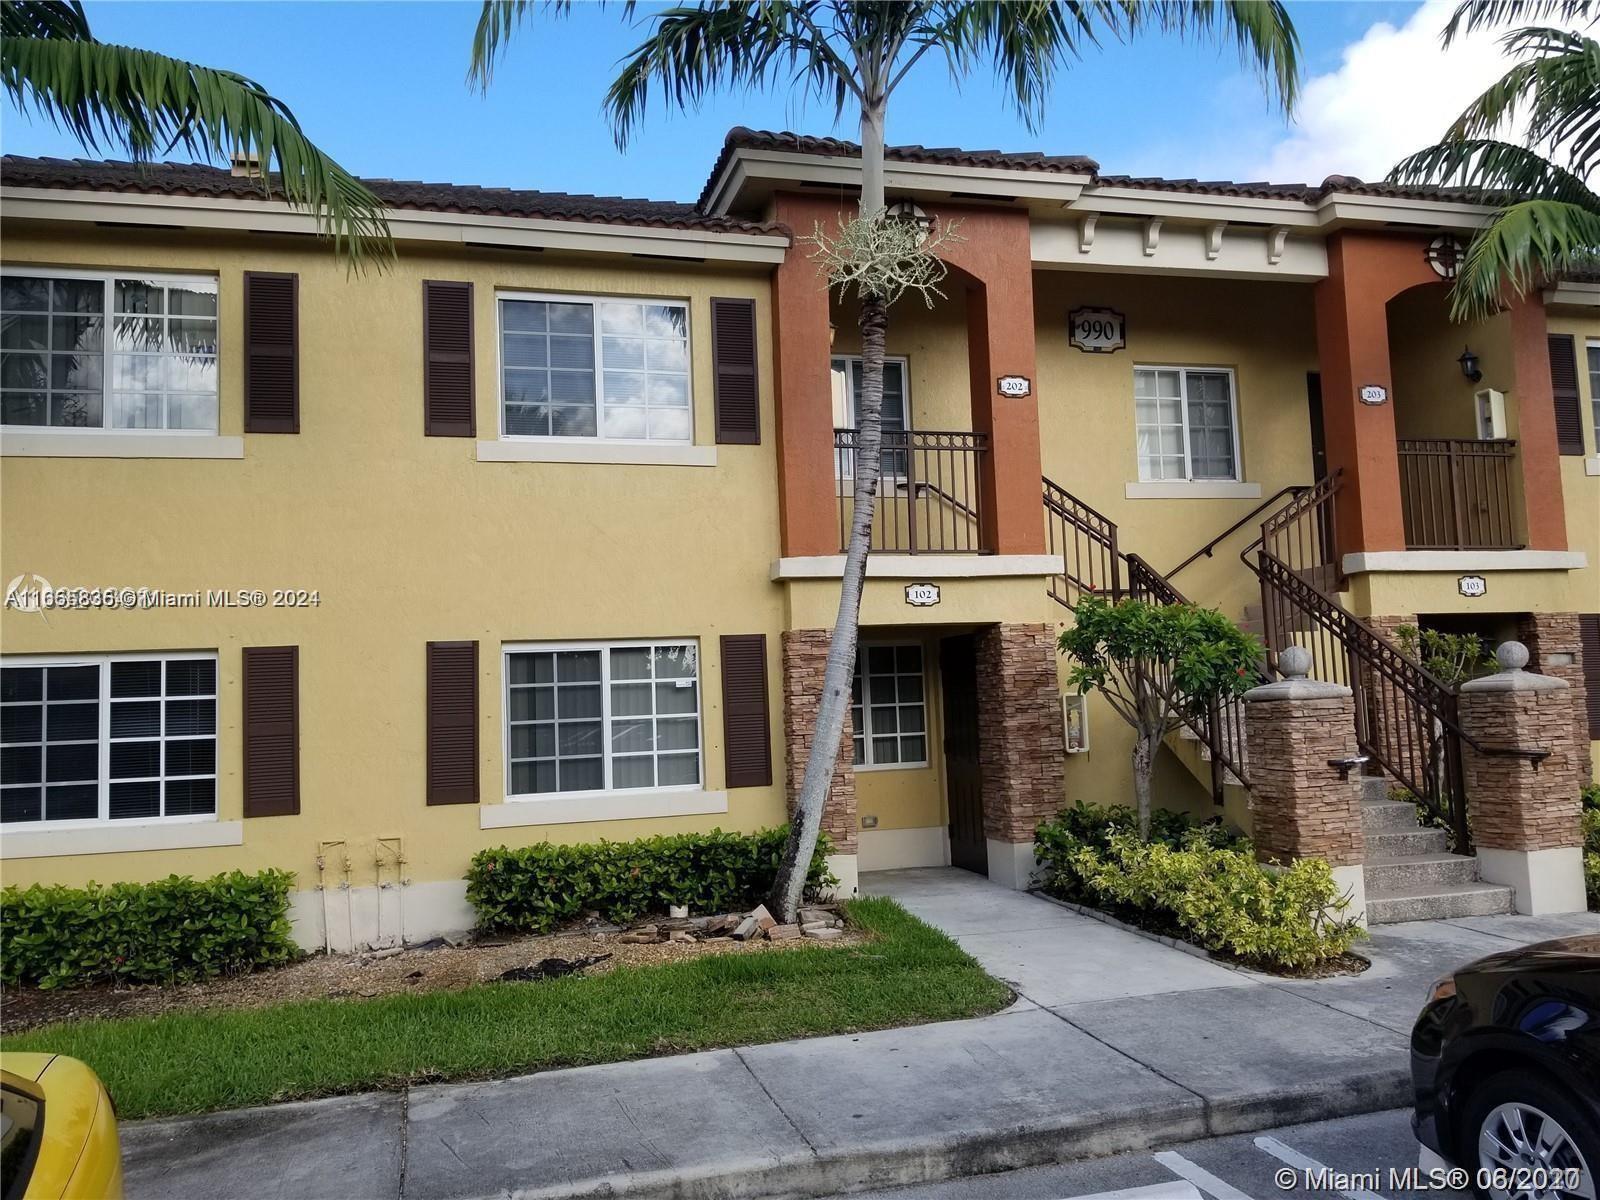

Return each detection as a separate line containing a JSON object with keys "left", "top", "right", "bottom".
{"left": 1059, "top": 595, "right": 1261, "bottom": 838}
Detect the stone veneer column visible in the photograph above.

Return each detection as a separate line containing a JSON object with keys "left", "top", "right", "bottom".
{"left": 780, "top": 630, "right": 858, "bottom": 896}
{"left": 1243, "top": 646, "right": 1368, "bottom": 925}
{"left": 975, "top": 623, "right": 1066, "bottom": 888}
{"left": 1517, "top": 613, "right": 1590, "bottom": 788}
{"left": 1458, "top": 641, "right": 1586, "bottom": 914}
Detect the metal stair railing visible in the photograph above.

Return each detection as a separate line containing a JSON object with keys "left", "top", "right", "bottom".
{"left": 1042, "top": 476, "right": 1259, "bottom": 801}
{"left": 1238, "top": 471, "right": 1546, "bottom": 853}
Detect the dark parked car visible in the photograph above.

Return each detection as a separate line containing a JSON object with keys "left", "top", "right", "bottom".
{"left": 1412, "top": 933, "right": 1599, "bottom": 1200}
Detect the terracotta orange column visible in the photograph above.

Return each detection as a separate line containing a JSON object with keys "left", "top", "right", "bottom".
{"left": 1507, "top": 294, "right": 1569, "bottom": 550}
{"left": 1312, "top": 232, "right": 1432, "bottom": 556}
{"left": 771, "top": 192, "right": 845, "bottom": 557}
{"left": 940, "top": 207, "right": 1045, "bottom": 556}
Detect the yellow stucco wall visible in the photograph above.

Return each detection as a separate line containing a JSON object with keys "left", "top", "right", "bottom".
{"left": 0, "top": 223, "right": 792, "bottom": 895}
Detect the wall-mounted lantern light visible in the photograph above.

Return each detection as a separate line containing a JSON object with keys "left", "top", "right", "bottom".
{"left": 1458, "top": 345, "right": 1482, "bottom": 384}
{"left": 829, "top": 321, "right": 837, "bottom": 349}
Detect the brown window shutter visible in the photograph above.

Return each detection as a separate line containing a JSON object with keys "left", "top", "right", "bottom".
{"left": 720, "top": 634, "right": 772, "bottom": 788}
{"left": 712, "top": 297, "right": 759, "bottom": 445}
{"left": 243, "top": 646, "right": 299, "bottom": 816}
{"left": 244, "top": 272, "right": 298, "bottom": 433}
{"left": 427, "top": 641, "right": 479, "bottom": 804}
{"left": 424, "top": 281, "right": 475, "bottom": 437}
{"left": 1546, "top": 333, "right": 1585, "bottom": 455}
{"left": 1580, "top": 614, "right": 1600, "bottom": 740}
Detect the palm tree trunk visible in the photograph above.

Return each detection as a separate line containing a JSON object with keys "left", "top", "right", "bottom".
{"left": 770, "top": 91, "right": 891, "bottom": 922}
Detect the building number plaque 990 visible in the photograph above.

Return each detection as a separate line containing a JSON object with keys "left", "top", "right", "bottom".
{"left": 1069, "top": 307, "right": 1127, "bottom": 354}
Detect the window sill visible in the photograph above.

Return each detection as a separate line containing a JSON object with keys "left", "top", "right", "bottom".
{"left": 0, "top": 818, "right": 242, "bottom": 860}
{"left": 476, "top": 440, "right": 717, "bottom": 467}
{"left": 1124, "top": 481, "right": 1262, "bottom": 500}
{"left": 854, "top": 761, "right": 931, "bottom": 773}
{"left": 1, "top": 431, "right": 244, "bottom": 459}
{"left": 479, "top": 788, "right": 728, "bottom": 829}
{"left": 1585, "top": 456, "right": 1600, "bottom": 476}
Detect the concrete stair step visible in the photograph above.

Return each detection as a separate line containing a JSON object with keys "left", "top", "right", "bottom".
{"left": 1362, "top": 799, "right": 1421, "bottom": 832}
{"left": 1365, "top": 879, "right": 1514, "bottom": 924}
{"left": 1366, "top": 827, "right": 1449, "bottom": 857}
{"left": 1360, "top": 776, "right": 1393, "bottom": 803}
{"left": 1364, "top": 852, "right": 1481, "bottom": 892}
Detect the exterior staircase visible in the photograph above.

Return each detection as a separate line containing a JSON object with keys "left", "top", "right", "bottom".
{"left": 1041, "top": 472, "right": 1534, "bottom": 926}
{"left": 1359, "top": 777, "right": 1513, "bottom": 923}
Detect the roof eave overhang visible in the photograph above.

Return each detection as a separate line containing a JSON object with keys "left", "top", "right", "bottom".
{"left": 0, "top": 186, "right": 792, "bottom": 265}
{"left": 703, "top": 147, "right": 1092, "bottom": 215}
{"left": 1543, "top": 280, "right": 1600, "bottom": 309}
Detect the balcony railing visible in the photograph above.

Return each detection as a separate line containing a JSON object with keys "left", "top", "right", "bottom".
{"left": 834, "top": 428, "right": 988, "bottom": 553}
{"left": 1397, "top": 438, "right": 1523, "bottom": 551}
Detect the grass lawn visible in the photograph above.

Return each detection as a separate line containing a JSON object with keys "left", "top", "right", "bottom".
{"left": 1, "top": 897, "right": 1010, "bottom": 1120}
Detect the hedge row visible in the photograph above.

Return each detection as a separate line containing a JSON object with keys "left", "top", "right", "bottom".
{"left": 467, "top": 826, "right": 834, "bottom": 933}
{"left": 1034, "top": 805, "right": 1362, "bottom": 971}
{"left": 2, "top": 870, "right": 298, "bottom": 989}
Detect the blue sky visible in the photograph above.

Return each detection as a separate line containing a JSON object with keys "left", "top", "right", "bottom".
{"left": 3, "top": 1, "right": 1458, "bottom": 204}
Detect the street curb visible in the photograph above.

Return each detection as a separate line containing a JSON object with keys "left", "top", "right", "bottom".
{"left": 448, "top": 1069, "right": 1412, "bottom": 1200}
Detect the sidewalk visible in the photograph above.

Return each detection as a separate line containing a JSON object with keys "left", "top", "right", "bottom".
{"left": 120, "top": 871, "right": 1599, "bottom": 1200}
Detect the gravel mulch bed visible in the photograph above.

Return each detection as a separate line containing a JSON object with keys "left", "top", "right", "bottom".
{"left": 1, "top": 911, "right": 863, "bottom": 1033}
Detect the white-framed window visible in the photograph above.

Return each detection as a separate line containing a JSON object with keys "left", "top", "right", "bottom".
{"left": 831, "top": 355, "right": 910, "bottom": 476}
{"left": 1, "top": 267, "right": 220, "bottom": 432}
{"left": 504, "top": 640, "right": 701, "bottom": 798}
{"left": 0, "top": 653, "right": 218, "bottom": 829}
{"left": 1586, "top": 339, "right": 1600, "bottom": 450}
{"left": 851, "top": 643, "right": 927, "bottom": 768}
{"left": 1133, "top": 366, "right": 1240, "bottom": 482}
{"left": 497, "top": 293, "right": 691, "bottom": 444}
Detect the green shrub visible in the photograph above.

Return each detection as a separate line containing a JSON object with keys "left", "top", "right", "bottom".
{"left": 1, "top": 870, "right": 298, "bottom": 990}
{"left": 467, "top": 826, "right": 835, "bottom": 934}
{"left": 1034, "top": 807, "right": 1361, "bottom": 971}
{"left": 1583, "top": 784, "right": 1599, "bottom": 911}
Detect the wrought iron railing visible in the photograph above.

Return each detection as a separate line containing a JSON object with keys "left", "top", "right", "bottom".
{"left": 1243, "top": 471, "right": 1505, "bottom": 851}
{"left": 1043, "top": 476, "right": 1122, "bottom": 607}
{"left": 1397, "top": 438, "right": 1522, "bottom": 551}
{"left": 835, "top": 429, "right": 987, "bottom": 554}
{"left": 1041, "top": 476, "right": 1257, "bottom": 800}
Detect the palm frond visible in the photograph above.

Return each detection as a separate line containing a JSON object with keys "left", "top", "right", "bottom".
{"left": 1135, "top": 0, "right": 1301, "bottom": 113}
{"left": 1442, "top": 0, "right": 1598, "bottom": 46}
{"left": 1390, "top": 138, "right": 1599, "bottom": 208}
{"left": 469, "top": 0, "right": 593, "bottom": 89}
{"left": 0, "top": 1, "right": 90, "bottom": 41}
{"left": 1449, "top": 198, "right": 1600, "bottom": 318}
{"left": 935, "top": 0, "right": 1122, "bottom": 130}
{"left": 2, "top": 37, "right": 393, "bottom": 269}
{"left": 603, "top": 2, "right": 857, "bottom": 149}
{"left": 1443, "top": 26, "right": 1600, "bottom": 174}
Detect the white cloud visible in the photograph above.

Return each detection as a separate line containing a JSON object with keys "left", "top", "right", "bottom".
{"left": 1253, "top": 0, "right": 1559, "bottom": 185}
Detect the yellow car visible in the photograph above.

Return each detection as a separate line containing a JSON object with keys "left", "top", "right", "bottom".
{"left": 1, "top": 1054, "right": 122, "bottom": 1200}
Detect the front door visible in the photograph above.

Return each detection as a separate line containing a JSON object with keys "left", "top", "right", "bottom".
{"left": 940, "top": 635, "right": 986, "bottom": 874}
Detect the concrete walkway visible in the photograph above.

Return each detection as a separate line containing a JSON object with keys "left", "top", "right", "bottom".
{"left": 121, "top": 872, "right": 1599, "bottom": 1200}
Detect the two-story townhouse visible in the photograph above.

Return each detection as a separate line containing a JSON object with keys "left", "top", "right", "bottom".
{"left": 2, "top": 128, "right": 1596, "bottom": 947}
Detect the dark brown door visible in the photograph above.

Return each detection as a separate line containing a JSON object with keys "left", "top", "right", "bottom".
{"left": 940, "top": 635, "right": 986, "bottom": 874}
{"left": 1306, "top": 372, "right": 1328, "bottom": 481}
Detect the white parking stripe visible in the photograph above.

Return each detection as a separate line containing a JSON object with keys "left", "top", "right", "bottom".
{"left": 1153, "top": 1151, "right": 1258, "bottom": 1200}
{"left": 1055, "top": 1183, "right": 1204, "bottom": 1200}
{"left": 1252, "top": 1135, "right": 1388, "bottom": 1200}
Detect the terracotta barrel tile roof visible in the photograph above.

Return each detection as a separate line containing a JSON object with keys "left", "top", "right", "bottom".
{"left": 0, "top": 155, "right": 785, "bottom": 236}
{"left": 699, "top": 126, "right": 1101, "bottom": 208}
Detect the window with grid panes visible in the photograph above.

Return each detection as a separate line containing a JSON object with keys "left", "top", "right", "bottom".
{"left": 0, "top": 655, "right": 218, "bottom": 826}
{"left": 851, "top": 644, "right": 927, "bottom": 767}
{"left": 505, "top": 642, "right": 701, "bottom": 797}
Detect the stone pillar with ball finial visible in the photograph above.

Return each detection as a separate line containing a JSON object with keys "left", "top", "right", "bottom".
{"left": 1458, "top": 640, "right": 1587, "bottom": 915}
{"left": 1242, "top": 644, "right": 1369, "bottom": 926}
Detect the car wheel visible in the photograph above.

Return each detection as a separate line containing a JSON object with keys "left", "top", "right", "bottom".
{"left": 1462, "top": 1071, "right": 1600, "bottom": 1200}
